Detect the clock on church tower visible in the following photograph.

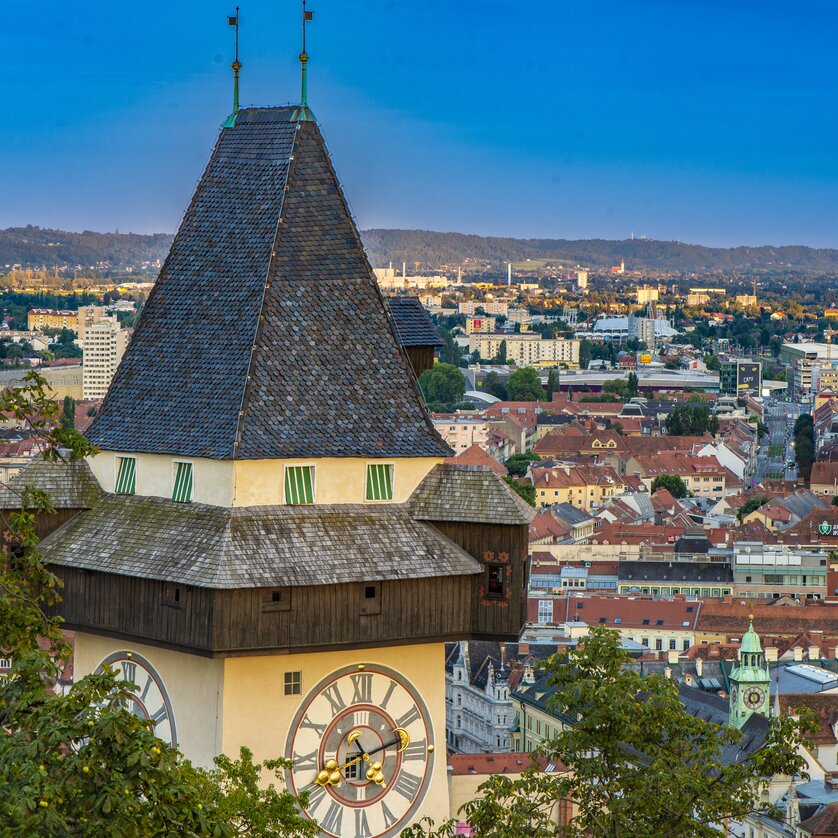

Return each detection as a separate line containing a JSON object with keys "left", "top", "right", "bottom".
{"left": 728, "top": 617, "right": 771, "bottom": 729}
{"left": 26, "top": 74, "right": 534, "bottom": 834}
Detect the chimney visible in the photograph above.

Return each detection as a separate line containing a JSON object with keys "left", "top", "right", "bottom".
{"left": 667, "top": 650, "right": 680, "bottom": 665}
{"left": 765, "top": 647, "right": 778, "bottom": 663}
{"left": 830, "top": 646, "right": 838, "bottom": 660}
{"left": 508, "top": 263, "right": 512, "bottom": 287}
{"left": 695, "top": 657, "right": 703, "bottom": 677}
{"left": 402, "top": 261, "right": 406, "bottom": 279}
{"left": 793, "top": 646, "right": 803, "bottom": 662}
{"left": 518, "top": 641, "right": 529, "bottom": 655}
{"left": 809, "top": 645, "right": 821, "bottom": 661}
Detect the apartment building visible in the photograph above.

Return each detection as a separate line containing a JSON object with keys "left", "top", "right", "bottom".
{"left": 731, "top": 542, "right": 828, "bottom": 600}
{"left": 82, "top": 319, "right": 129, "bottom": 400}
{"left": 531, "top": 463, "right": 626, "bottom": 511}
{"left": 627, "top": 453, "right": 729, "bottom": 501}
{"left": 27, "top": 308, "right": 76, "bottom": 331}
{"left": 459, "top": 299, "right": 509, "bottom": 316}
{"left": 431, "top": 412, "right": 490, "bottom": 452}
{"left": 76, "top": 306, "right": 110, "bottom": 346}
{"left": 470, "top": 333, "right": 580, "bottom": 367}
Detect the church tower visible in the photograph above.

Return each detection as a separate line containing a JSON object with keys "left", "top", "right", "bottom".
{"left": 728, "top": 617, "right": 771, "bottom": 729}
{"left": 32, "top": 75, "right": 533, "bottom": 838}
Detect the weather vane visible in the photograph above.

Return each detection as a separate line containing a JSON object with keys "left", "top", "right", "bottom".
{"left": 223, "top": 8, "right": 241, "bottom": 127}
{"left": 295, "top": 0, "right": 315, "bottom": 121}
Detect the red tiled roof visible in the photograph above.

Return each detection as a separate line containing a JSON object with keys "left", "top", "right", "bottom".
{"left": 697, "top": 600, "right": 838, "bottom": 637}
{"left": 800, "top": 801, "right": 838, "bottom": 834}
{"left": 527, "top": 595, "right": 700, "bottom": 630}
{"left": 812, "top": 461, "right": 838, "bottom": 488}
{"left": 446, "top": 444, "right": 507, "bottom": 476}
{"left": 447, "top": 753, "right": 566, "bottom": 776}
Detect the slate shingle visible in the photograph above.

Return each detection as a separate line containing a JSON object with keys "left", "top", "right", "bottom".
{"left": 384, "top": 297, "right": 444, "bottom": 348}
{"left": 88, "top": 109, "right": 447, "bottom": 460}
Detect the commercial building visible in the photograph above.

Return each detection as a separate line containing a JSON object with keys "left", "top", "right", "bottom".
{"left": 731, "top": 542, "right": 828, "bottom": 600}
{"left": 781, "top": 343, "right": 835, "bottom": 397}
{"left": 82, "top": 319, "right": 129, "bottom": 400}
{"left": 720, "top": 360, "right": 762, "bottom": 397}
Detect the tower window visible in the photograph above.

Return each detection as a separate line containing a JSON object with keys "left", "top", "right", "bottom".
{"left": 284, "top": 671, "right": 302, "bottom": 696}
{"left": 162, "top": 583, "right": 182, "bottom": 609}
{"left": 486, "top": 566, "right": 505, "bottom": 599}
{"left": 115, "top": 456, "right": 136, "bottom": 495}
{"left": 366, "top": 463, "right": 394, "bottom": 501}
{"left": 172, "top": 461, "right": 193, "bottom": 503}
{"left": 284, "top": 466, "right": 314, "bottom": 505}
{"left": 360, "top": 582, "right": 381, "bottom": 615}
{"left": 262, "top": 587, "right": 291, "bottom": 613}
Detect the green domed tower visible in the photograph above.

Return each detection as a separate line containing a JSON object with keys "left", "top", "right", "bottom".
{"left": 728, "top": 616, "right": 771, "bottom": 729}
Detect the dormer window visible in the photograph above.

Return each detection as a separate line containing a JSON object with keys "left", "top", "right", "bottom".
{"left": 172, "top": 461, "right": 193, "bottom": 503}
{"left": 115, "top": 456, "right": 136, "bottom": 495}
{"left": 366, "top": 463, "right": 394, "bottom": 501}
{"left": 284, "top": 465, "right": 314, "bottom": 505}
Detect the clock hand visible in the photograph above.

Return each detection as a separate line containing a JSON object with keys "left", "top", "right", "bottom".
{"left": 364, "top": 728, "right": 411, "bottom": 758}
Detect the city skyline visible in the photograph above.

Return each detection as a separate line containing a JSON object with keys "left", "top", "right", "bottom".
{"left": 4, "top": 0, "right": 838, "bottom": 248}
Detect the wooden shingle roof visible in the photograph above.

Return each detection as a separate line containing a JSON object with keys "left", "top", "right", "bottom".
{"left": 39, "top": 494, "right": 481, "bottom": 588}
{"left": 0, "top": 456, "right": 101, "bottom": 509}
{"left": 88, "top": 108, "right": 446, "bottom": 461}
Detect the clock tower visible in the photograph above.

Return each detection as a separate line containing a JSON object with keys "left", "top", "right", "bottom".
{"left": 728, "top": 617, "right": 771, "bottom": 729}
{"left": 32, "top": 91, "right": 533, "bottom": 836}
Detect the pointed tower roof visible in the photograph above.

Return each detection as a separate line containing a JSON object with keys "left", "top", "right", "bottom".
{"left": 88, "top": 109, "right": 447, "bottom": 460}
{"left": 740, "top": 616, "right": 764, "bottom": 655}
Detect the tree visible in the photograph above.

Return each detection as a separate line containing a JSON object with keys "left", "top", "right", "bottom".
{"left": 0, "top": 372, "right": 318, "bottom": 837}
{"left": 602, "top": 379, "right": 630, "bottom": 401}
{"left": 507, "top": 367, "right": 545, "bottom": 401}
{"left": 482, "top": 371, "right": 507, "bottom": 401}
{"left": 626, "top": 371, "right": 638, "bottom": 398}
{"left": 545, "top": 369, "right": 559, "bottom": 401}
{"left": 651, "top": 474, "right": 689, "bottom": 498}
{"left": 665, "top": 401, "right": 719, "bottom": 437}
{"left": 503, "top": 477, "right": 535, "bottom": 507}
{"left": 61, "top": 395, "right": 76, "bottom": 429}
{"left": 611, "top": 421, "right": 624, "bottom": 436}
{"left": 495, "top": 339, "right": 508, "bottom": 365}
{"left": 644, "top": 386, "right": 654, "bottom": 401}
{"left": 505, "top": 452, "right": 541, "bottom": 477}
{"left": 404, "top": 628, "right": 813, "bottom": 838}
{"left": 793, "top": 413, "right": 815, "bottom": 480}
{"left": 418, "top": 363, "right": 467, "bottom": 407}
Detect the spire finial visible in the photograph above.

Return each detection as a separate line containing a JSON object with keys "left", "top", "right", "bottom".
{"left": 223, "top": 8, "right": 241, "bottom": 128}
{"left": 294, "top": 0, "right": 315, "bottom": 121}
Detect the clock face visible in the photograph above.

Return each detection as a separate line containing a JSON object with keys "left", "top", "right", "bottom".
{"left": 744, "top": 687, "right": 765, "bottom": 710}
{"left": 285, "top": 663, "right": 435, "bottom": 838}
{"left": 97, "top": 651, "right": 177, "bottom": 747}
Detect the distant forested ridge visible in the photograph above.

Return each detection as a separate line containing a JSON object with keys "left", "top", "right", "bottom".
{"left": 360, "top": 229, "right": 838, "bottom": 273}
{"left": 0, "top": 226, "right": 172, "bottom": 270}
{"left": 5, "top": 224, "right": 838, "bottom": 274}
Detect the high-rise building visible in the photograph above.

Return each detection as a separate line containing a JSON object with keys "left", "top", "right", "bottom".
{"left": 636, "top": 285, "right": 659, "bottom": 305}
{"left": 76, "top": 306, "right": 110, "bottom": 346}
{"left": 576, "top": 270, "right": 588, "bottom": 290}
{"left": 81, "top": 318, "right": 129, "bottom": 400}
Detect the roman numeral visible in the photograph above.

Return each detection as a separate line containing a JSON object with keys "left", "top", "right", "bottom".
{"left": 352, "top": 710, "right": 369, "bottom": 728}
{"left": 380, "top": 679, "right": 397, "bottom": 710}
{"left": 140, "top": 675, "right": 153, "bottom": 702}
{"left": 300, "top": 714, "right": 327, "bottom": 737}
{"left": 120, "top": 661, "right": 137, "bottom": 684}
{"left": 381, "top": 800, "right": 398, "bottom": 829}
{"left": 351, "top": 673, "right": 373, "bottom": 704}
{"left": 151, "top": 705, "right": 168, "bottom": 727}
{"left": 322, "top": 684, "right": 346, "bottom": 715}
{"left": 355, "top": 808, "right": 372, "bottom": 837}
{"left": 396, "top": 705, "right": 421, "bottom": 728}
{"left": 293, "top": 750, "right": 318, "bottom": 771}
{"left": 307, "top": 784, "right": 327, "bottom": 815}
{"left": 402, "top": 739, "right": 427, "bottom": 761}
{"left": 320, "top": 800, "right": 343, "bottom": 834}
{"left": 393, "top": 770, "right": 422, "bottom": 800}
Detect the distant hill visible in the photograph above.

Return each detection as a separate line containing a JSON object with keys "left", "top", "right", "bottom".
{"left": 0, "top": 226, "right": 172, "bottom": 271}
{"left": 4, "top": 225, "right": 838, "bottom": 275}
{"left": 360, "top": 229, "right": 838, "bottom": 274}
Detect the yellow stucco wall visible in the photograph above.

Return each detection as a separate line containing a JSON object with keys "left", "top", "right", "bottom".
{"left": 88, "top": 451, "right": 443, "bottom": 507}
{"left": 72, "top": 632, "right": 225, "bottom": 770}
{"left": 221, "top": 642, "right": 451, "bottom": 828}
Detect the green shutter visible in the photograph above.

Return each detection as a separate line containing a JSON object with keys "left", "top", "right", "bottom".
{"left": 172, "top": 462, "right": 193, "bottom": 503}
{"left": 366, "top": 464, "right": 393, "bottom": 501}
{"left": 115, "top": 457, "right": 136, "bottom": 495}
{"left": 285, "top": 466, "right": 314, "bottom": 505}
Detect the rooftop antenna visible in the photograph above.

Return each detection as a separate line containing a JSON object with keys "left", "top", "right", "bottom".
{"left": 222, "top": 8, "right": 241, "bottom": 128}
{"left": 293, "top": 0, "right": 315, "bottom": 121}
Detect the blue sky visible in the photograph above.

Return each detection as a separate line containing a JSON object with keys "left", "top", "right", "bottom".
{"left": 4, "top": 0, "right": 838, "bottom": 247}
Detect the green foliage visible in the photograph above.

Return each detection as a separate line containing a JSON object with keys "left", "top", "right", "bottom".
{"left": 703, "top": 353, "right": 721, "bottom": 371}
{"left": 602, "top": 378, "right": 630, "bottom": 401}
{"left": 738, "top": 496, "right": 769, "bottom": 521}
{"left": 403, "top": 628, "right": 814, "bottom": 838}
{"left": 482, "top": 371, "right": 507, "bottom": 400}
{"left": 61, "top": 395, "right": 76, "bottom": 429}
{"left": 493, "top": 339, "right": 508, "bottom": 364}
{"left": 793, "top": 413, "right": 815, "bottom": 480}
{"left": 665, "top": 400, "right": 719, "bottom": 436}
{"left": 626, "top": 371, "right": 638, "bottom": 398}
{"left": 418, "top": 363, "right": 467, "bottom": 407}
{"left": 651, "top": 474, "right": 689, "bottom": 498}
{"left": 0, "top": 373, "right": 316, "bottom": 837}
{"left": 504, "top": 452, "right": 541, "bottom": 477}
{"left": 503, "top": 477, "right": 536, "bottom": 507}
{"left": 507, "top": 367, "right": 545, "bottom": 401}
{"left": 611, "top": 421, "right": 624, "bottom": 435}
{"left": 545, "top": 369, "right": 559, "bottom": 401}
